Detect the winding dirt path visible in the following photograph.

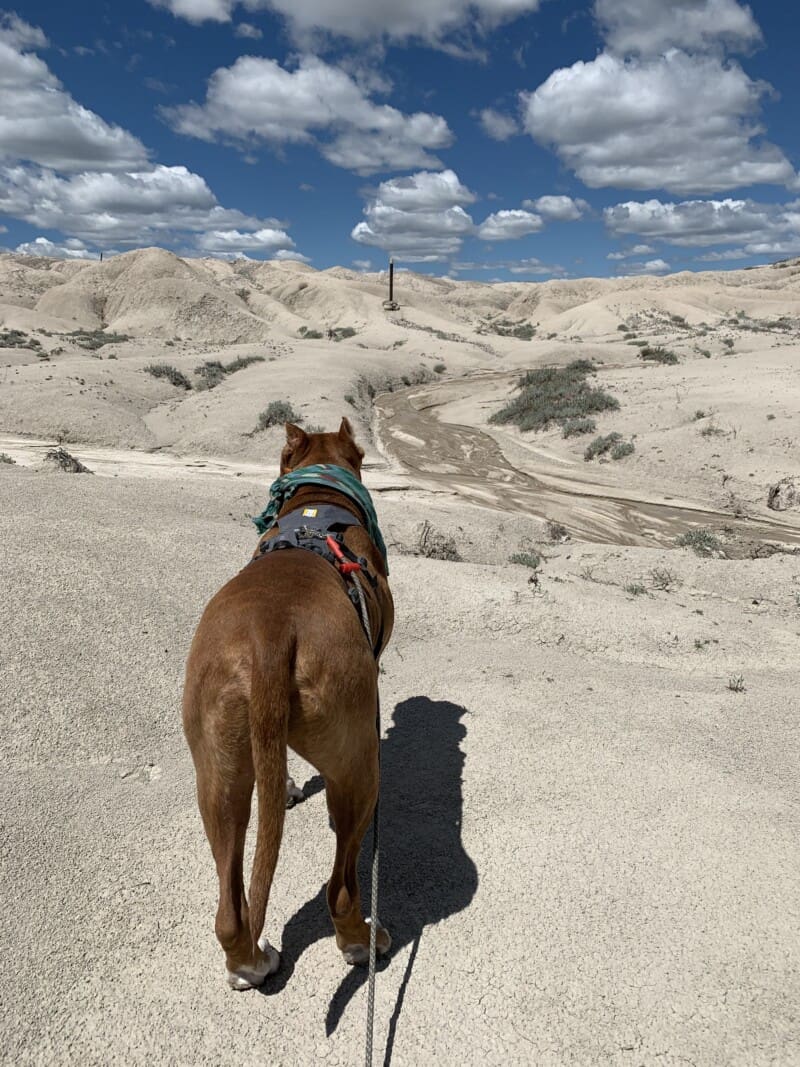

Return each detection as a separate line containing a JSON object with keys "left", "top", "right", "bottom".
{"left": 374, "top": 375, "right": 800, "bottom": 549}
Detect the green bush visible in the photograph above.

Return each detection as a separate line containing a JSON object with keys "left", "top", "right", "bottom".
{"left": 676, "top": 528, "right": 723, "bottom": 556}
{"left": 0, "top": 452, "right": 15, "bottom": 464}
{"left": 584, "top": 432, "right": 622, "bottom": 461}
{"left": 639, "top": 346, "right": 679, "bottom": 364}
{"left": 433, "top": 363, "right": 446, "bottom": 374}
{"left": 144, "top": 363, "right": 192, "bottom": 389}
{"left": 332, "top": 326, "right": 356, "bottom": 341}
{"left": 256, "top": 400, "right": 300, "bottom": 430}
{"left": 611, "top": 440, "right": 635, "bottom": 460}
{"left": 69, "top": 329, "right": 130, "bottom": 350}
{"left": 562, "top": 417, "right": 596, "bottom": 438}
{"left": 510, "top": 551, "right": 541, "bottom": 568}
{"left": 490, "top": 360, "right": 618, "bottom": 433}
{"left": 194, "top": 360, "right": 227, "bottom": 390}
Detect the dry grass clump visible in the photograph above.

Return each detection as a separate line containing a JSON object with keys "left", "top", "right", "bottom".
{"left": 44, "top": 448, "right": 92, "bottom": 474}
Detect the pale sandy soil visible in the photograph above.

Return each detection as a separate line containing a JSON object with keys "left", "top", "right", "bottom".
{"left": 1, "top": 250, "right": 799, "bottom": 1066}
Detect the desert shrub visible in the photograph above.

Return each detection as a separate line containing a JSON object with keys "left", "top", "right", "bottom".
{"left": 546, "top": 519, "right": 569, "bottom": 541}
{"left": 194, "top": 360, "right": 227, "bottom": 390}
{"left": 69, "top": 329, "right": 130, "bottom": 350}
{"left": 624, "top": 583, "right": 647, "bottom": 596}
{"left": 728, "top": 675, "right": 746, "bottom": 693}
{"left": 722, "top": 337, "right": 734, "bottom": 349}
{"left": 0, "top": 329, "right": 42, "bottom": 350}
{"left": 562, "top": 417, "right": 596, "bottom": 438}
{"left": 584, "top": 432, "right": 622, "bottom": 460}
{"left": 482, "top": 318, "right": 536, "bottom": 339}
{"left": 433, "top": 363, "right": 446, "bottom": 374}
{"left": 225, "top": 354, "right": 266, "bottom": 373}
{"left": 332, "top": 326, "right": 356, "bottom": 341}
{"left": 0, "top": 452, "right": 15, "bottom": 464}
{"left": 144, "top": 363, "right": 192, "bottom": 389}
{"left": 692, "top": 410, "right": 707, "bottom": 420}
{"left": 611, "top": 440, "right": 635, "bottom": 460}
{"left": 490, "top": 360, "right": 618, "bottom": 433}
{"left": 639, "top": 346, "right": 679, "bottom": 364}
{"left": 414, "top": 520, "right": 461, "bottom": 561}
{"left": 650, "top": 567, "right": 678, "bottom": 591}
{"left": 298, "top": 327, "right": 323, "bottom": 339}
{"left": 676, "top": 528, "right": 723, "bottom": 556}
{"left": 617, "top": 324, "right": 628, "bottom": 332}
{"left": 510, "top": 551, "right": 541, "bottom": 569}
{"left": 700, "top": 422, "right": 725, "bottom": 437}
{"left": 44, "top": 448, "right": 92, "bottom": 474}
{"left": 256, "top": 400, "right": 300, "bottom": 430}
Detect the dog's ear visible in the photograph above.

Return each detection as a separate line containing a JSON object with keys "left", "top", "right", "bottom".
{"left": 338, "top": 417, "right": 356, "bottom": 443}
{"left": 285, "top": 423, "right": 308, "bottom": 450}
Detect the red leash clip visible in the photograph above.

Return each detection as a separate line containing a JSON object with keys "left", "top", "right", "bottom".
{"left": 326, "top": 535, "right": 362, "bottom": 574}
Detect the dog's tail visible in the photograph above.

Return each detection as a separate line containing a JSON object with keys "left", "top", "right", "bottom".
{"left": 248, "top": 640, "right": 292, "bottom": 957}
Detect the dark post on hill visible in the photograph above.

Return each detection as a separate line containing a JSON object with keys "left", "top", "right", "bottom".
{"left": 383, "top": 257, "right": 399, "bottom": 311}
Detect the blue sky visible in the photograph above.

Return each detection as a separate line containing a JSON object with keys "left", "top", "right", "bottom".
{"left": 2, "top": 0, "right": 800, "bottom": 280}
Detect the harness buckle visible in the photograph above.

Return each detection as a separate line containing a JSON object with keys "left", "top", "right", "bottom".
{"left": 325, "top": 535, "right": 362, "bottom": 574}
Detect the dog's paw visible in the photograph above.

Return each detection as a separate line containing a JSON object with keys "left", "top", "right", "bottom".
{"left": 341, "top": 920, "right": 391, "bottom": 966}
{"left": 226, "top": 938, "right": 280, "bottom": 990}
{"left": 285, "top": 777, "right": 304, "bottom": 809}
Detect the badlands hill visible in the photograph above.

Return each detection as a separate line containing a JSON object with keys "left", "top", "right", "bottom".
{"left": 2, "top": 248, "right": 800, "bottom": 1065}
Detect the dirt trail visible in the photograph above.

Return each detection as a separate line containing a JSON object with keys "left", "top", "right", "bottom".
{"left": 375, "top": 376, "right": 800, "bottom": 549}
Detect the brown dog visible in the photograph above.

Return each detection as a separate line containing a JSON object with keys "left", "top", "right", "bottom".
{"left": 183, "top": 419, "right": 393, "bottom": 989}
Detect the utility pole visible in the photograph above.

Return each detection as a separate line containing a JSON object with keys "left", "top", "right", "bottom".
{"left": 382, "top": 256, "right": 399, "bottom": 311}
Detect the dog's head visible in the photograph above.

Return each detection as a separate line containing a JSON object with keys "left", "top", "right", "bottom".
{"left": 280, "top": 417, "right": 365, "bottom": 477}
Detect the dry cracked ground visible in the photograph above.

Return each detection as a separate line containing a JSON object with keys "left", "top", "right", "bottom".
{"left": 1, "top": 250, "right": 799, "bottom": 1065}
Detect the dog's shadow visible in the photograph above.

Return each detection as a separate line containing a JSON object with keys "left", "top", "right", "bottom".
{"left": 260, "top": 696, "right": 478, "bottom": 1054}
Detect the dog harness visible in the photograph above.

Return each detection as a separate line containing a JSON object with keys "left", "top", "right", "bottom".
{"left": 251, "top": 502, "right": 384, "bottom": 658}
{"left": 252, "top": 464, "right": 388, "bottom": 573}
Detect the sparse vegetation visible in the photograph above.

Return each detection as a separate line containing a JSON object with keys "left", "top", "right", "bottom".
{"left": 700, "top": 422, "right": 725, "bottom": 437}
{"left": 44, "top": 447, "right": 92, "bottom": 474}
{"left": 650, "top": 567, "right": 678, "bottom": 591}
{"left": 0, "top": 328, "right": 43, "bottom": 351}
{"left": 481, "top": 318, "right": 536, "bottom": 340}
{"left": 144, "top": 363, "right": 192, "bottom": 389}
{"left": 639, "top": 346, "right": 679, "bottom": 364}
{"left": 298, "top": 326, "right": 324, "bottom": 339}
{"left": 583, "top": 432, "right": 626, "bottom": 461}
{"left": 610, "top": 440, "right": 635, "bottom": 460}
{"left": 0, "top": 453, "right": 15, "bottom": 464}
{"left": 728, "top": 675, "right": 746, "bottom": 693}
{"left": 490, "top": 360, "right": 619, "bottom": 434}
{"left": 562, "top": 417, "right": 596, "bottom": 438}
{"left": 332, "top": 326, "right": 357, "bottom": 341}
{"left": 414, "top": 521, "right": 461, "bottom": 561}
{"left": 68, "top": 329, "right": 130, "bottom": 350}
{"left": 510, "top": 551, "right": 541, "bottom": 569}
{"left": 256, "top": 400, "right": 300, "bottom": 430}
{"left": 676, "top": 528, "right": 724, "bottom": 556}
{"left": 194, "top": 354, "right": 266, "bottom": 389}
{"left": 546, "top": 520, "right": 570, "bottom": 541}
{"left": 433, "top": 363, "right": 446, "bottom": 374}
{"left": 624, "top": 582, "right": 647, "bottom": 596}
{"left": 693, "top": 410, "right": 707, "bottom": 421}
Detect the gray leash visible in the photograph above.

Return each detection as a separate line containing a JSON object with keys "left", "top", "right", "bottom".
{"left": 350, "top": 574, "right": 382, "bottom": 1067}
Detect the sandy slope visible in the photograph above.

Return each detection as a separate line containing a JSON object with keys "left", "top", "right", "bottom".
{"left": 1, "top": 251, "right": 799, "bottom": 1066}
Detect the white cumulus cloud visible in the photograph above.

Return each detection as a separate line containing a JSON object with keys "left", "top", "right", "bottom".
{"left": 165, "top": 54, "right": 453, "bottom": 174}
{"left": 14, "top": 236, "right": 98, "bottom": 259}
{"left": 478, "top": 108, "right": 518, "bottom": 141}
{"left": 595, "top": 0, "right": 761, "bottom": 57}
{"left": 477, "top": 209, "right": 542, "bottom": 241}
{"left": 522, "top": 50, "right": 794, "bottom": 195}
{"left": 0, "top": 18, "right": 149, "bottom": 172}
{"left": 351, "top": 169, "right": 476, "bottom": 260}
{"left": 603, "top": 197, "right": 786, "bottom": 246}
{"left": 150, "top": 0, "right": 543, "bottom": 46}
{"left": 523, "top": 195, "right": 588, "bottom": 221}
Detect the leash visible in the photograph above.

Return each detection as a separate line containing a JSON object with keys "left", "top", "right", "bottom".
{"left": 350, "top": 573, "right": 382, "bottom": 1067}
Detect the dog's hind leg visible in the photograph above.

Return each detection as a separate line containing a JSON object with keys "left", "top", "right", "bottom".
{"left": 324, "top": 741, "right": 392, "bottom": 965}
{"left": 188, "top": 701, "right": 280, "bottom": 991}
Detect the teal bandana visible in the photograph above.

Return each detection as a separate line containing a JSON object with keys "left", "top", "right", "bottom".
{"left": 252, "top": 463, "right": 389, "bottom": 572}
